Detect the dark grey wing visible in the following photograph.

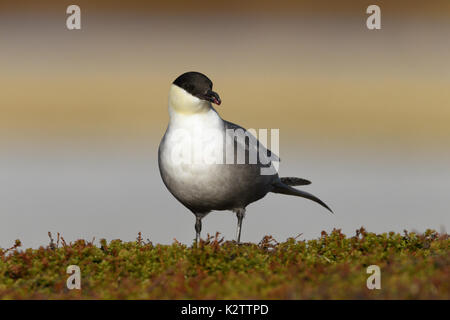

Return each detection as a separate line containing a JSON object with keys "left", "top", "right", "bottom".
{"left": 222, "top": 120, "right": 280, "bottom": 206}
{"left": 224, "top": 120, "right": 280, "bottom": 164}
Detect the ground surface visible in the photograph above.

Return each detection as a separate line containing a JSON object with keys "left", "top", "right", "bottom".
{"left": 0, "top": 228, "right": 448, "bottom": 299}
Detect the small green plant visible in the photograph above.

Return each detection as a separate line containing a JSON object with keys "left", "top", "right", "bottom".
{"left": 0, "top": 228, "right": 448, "bottom": 299}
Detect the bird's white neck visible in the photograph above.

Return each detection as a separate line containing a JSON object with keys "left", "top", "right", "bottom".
{"left": 168, "top": 84, "right": 211, "bottom": 116}
{"left": 167, "top": 84, "right": 223, "bottom": 130}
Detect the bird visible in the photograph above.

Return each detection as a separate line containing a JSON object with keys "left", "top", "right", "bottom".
{"left": 158, "top": 71, "right": 332, "bottom": 244}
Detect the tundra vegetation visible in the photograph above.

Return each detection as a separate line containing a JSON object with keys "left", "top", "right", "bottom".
{"left": 0, "top": 228, "right": 448, "bottom": 299}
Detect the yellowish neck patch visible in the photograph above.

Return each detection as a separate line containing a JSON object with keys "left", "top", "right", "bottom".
{"left": 168, "top": 84, "right": 211, "bottom": 115}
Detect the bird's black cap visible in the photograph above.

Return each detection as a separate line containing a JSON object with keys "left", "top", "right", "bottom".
{"left": 173, "top": 71, "right": 221, "bottom": 105}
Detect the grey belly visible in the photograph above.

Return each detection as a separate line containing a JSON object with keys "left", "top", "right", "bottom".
{"left": 159, "top": 160, "right": 276, "bottom": 214}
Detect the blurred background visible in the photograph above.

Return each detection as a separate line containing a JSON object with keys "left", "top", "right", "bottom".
{"left": 0, "top": 1, "right": 449, "bottom": 248}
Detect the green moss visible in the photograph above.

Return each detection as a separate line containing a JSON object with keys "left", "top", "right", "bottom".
{"left": 0, "top": 228, "right": 448, "bottom": 299}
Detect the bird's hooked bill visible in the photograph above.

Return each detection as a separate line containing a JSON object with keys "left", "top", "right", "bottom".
{"left": 206, "top": 90, "right": 221, "bottom": 105}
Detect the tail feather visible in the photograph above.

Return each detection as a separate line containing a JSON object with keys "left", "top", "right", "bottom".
{"left": 272, "top": 181, "right": 333, "bottom": 213}
{"left": 280, "top": 177, "right": 311, "bottom": 186}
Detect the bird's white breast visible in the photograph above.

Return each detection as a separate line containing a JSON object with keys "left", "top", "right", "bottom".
{"left": 159, "top": 90, "right": 231, "bottom": 206}
{"left": 162, "top": 109, "right": 225, "bottom": 170}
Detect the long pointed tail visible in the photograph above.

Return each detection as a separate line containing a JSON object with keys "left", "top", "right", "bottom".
{"left": 280, "top": 177, "right": 311, "bottom": 186}
{"left": 272, "top": 181, "right": 333, "bottom": 213}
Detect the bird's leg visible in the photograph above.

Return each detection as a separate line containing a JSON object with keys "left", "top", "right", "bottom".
{"left": 195, "top": 215, "right": 202, "bottom": 244}
{"left": 235, "top": 208, "right": 246, "bottom": 244}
